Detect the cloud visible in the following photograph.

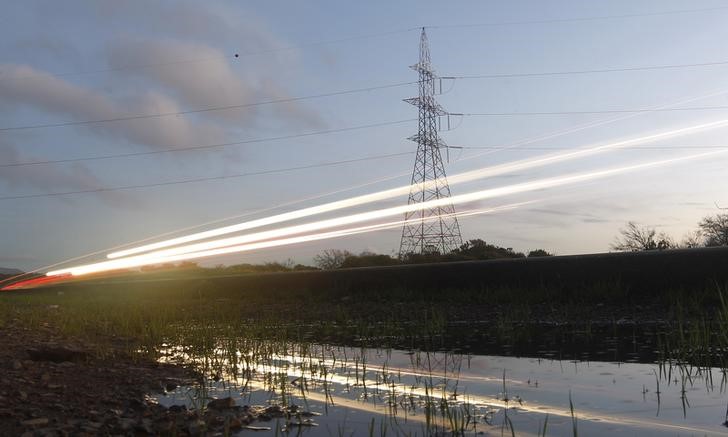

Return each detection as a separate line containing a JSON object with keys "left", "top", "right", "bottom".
{"left": 108, "top": 38, "right": 324, "bottom": 128}
{"left": 581, "top": 217, "right": 612, "bottom": 224}
{"left": 0, "top": 139, "right": 137, "bottom": 207}
{"left": 0, "top": 64, "right": 227, "bottom": 149}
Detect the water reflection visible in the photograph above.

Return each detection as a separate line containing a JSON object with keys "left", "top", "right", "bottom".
{"left": 159, "top": 343, "right": 728, "bottom": 436}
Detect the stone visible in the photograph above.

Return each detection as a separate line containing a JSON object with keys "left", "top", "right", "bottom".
{"left": 263, "top": 405, "right": 284, "bottom": 417}
{"left": 228, "top": 417, "right": 243, "bottom": 429}
{"left": 188, "top": 419, "right": 207, "bottom": 436}
{"left": 21, "top": 417, "right": 49, "bottom": 426}
{"left": 207, "top": 397, "right": 235, "bottom": 410}
{"left": 243, "top": 425, "right": 272, "bottom": 431}
{"left": 168, "top": 404, "right": 187, "bottom": 413}
{"left": 26, "top": 346, "right": 87, "bottom": 363}
{"left": 118, "top": 418, "right": 136, "bottom": 431}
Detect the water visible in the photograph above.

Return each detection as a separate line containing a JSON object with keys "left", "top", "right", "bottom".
{"left": 157, "top": 344, "right": 728, "bottom": 436}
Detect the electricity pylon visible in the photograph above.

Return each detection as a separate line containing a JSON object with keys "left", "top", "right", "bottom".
{"left": 399, "top": 28, "right": 463, "bottom": 257}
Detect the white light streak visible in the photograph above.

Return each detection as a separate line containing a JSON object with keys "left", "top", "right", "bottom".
{"left": 107, "top": 119, "right": 728, "bottom": 260}
{"left": 50, "top": 204, "right": 524, "bottom": 276}
{"left": 49, "top": 149, "right": 727, "bottom": 277}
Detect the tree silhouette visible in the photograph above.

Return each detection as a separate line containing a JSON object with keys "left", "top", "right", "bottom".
{"left": 698, "top": 213, "right": 728, "bottom": 246}
{"left": 612, "top": 221, "right": 673, "bottom": 251}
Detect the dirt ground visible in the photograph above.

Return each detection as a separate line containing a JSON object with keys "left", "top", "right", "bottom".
{"left": 0, "top": 319, "right": 195, "bottom": 436}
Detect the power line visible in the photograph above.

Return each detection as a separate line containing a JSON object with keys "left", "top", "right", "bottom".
{"left": 444, "top": 59, "right": 728, "bottom": 80}
{"left": 426, "top": 5, "right": 728, "bottom": 29}
{"left": 0, "top": 152, "right": 414, "bottom": 201}
{"left": 1, "top": 29, "right": 416, "bottom": 81}
{"left": 7, "top": 57, "right": 728, "bottom": 133}
{"left": 452, "top": 144, "right": 728, "bottom": 151}
{"left": 0, "top": 82, "right": 416, "bottom": 132}
{"left": 6, "top": 5, "right": 724, "bottom": 82}
{"left": 455, "top": 105, "right": 728, "bottom": 117}
{"left": 0, "top": 119, "right": 415, "bottom": 168}
{"left": 8, "top": 101, "right": 728, "bottom": 169}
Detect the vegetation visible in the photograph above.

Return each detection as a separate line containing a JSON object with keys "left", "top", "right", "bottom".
{"left": 699, "top": 213, "right": 728, "bottom": 246}
{"left": 612, "top": 212, "right": 728, "bottom": 252}
{"left": 313, "top": 239, "right": 552, "bottom": 270}
{"left": 611, "top": 221, "right": 673, "bottom": 251}
{"left": 2, "top": 262, "right": 728, "bottom": 434}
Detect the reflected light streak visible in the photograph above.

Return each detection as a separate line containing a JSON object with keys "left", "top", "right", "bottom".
{"left": 49, "top": 148, "right": 727, "bottom": 277}
{"left": 107, "top": 118, "right": 728, "bottom": 260}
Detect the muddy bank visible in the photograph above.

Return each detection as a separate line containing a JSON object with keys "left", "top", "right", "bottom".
{"left": 0, "top": 320, "right": 197, "bottom": 436}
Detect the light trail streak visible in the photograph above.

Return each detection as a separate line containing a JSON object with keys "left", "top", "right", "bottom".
{"left": 0, "top": 273, "right": 71, "bottom": 291}
{"left": 49, "top": 148, "right": 728, "bottom": 277}
{"left": 49, "top": 205, "right": 525, "bottom": 276}
{"left": 0, "top": 170, "right": 414, "bottom": 288}
{"left": 107, "top": 118, "right": 728, "bottom": 260}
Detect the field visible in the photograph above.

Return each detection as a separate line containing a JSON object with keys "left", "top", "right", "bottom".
{"left": 2, "top": 248, "right": 728, "bottom": 435}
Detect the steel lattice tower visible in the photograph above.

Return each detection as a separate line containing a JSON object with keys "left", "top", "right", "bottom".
{"left": 399, "top": 28, "right": 463, "bottom": 257}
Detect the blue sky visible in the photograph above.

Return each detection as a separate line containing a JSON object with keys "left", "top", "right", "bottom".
{"left": 2, "top": 1, "right": 728, "bottom": 271}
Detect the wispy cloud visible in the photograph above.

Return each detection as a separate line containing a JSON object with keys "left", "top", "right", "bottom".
{"left": 0, "top": 64, "right": 228, "bottom": 148}
{"left": 0, "top": 139, "right": 138, "bottom": 207}
{"left": 108, "top": 39, "right": 324, "bottom": 128}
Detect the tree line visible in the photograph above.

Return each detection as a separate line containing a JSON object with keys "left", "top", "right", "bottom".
{"left": 312, "top": 239, "right": 553, "bottom": 270}
{"left": 612, "top": 212, "right": 728, "bottom": 251}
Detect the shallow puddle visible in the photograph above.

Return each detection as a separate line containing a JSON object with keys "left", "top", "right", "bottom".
{"left": 158, "top": 345, "right": 728, "bottom": 436}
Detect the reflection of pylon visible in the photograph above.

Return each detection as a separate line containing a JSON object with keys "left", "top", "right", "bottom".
{"left": 399, "top": 28, "right": 463, "bottom": 257}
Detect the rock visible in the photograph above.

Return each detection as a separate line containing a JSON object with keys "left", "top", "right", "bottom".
{"left": 207, "top": 397, "right": 235, "bottom": 410}
{"left": 263, "top": 405, "right": 284, "bottom": 417}
{"left": 288, "top": 419, "right": 318, "bottom": 427}
{"left": 26, "top": 346, "right": 87, "bottom": 363}
{"left": 21, "top": 417, "right": 49, "bottom": 426}
{"left": 188, "top": 419, "right": 206, "bottom": 436}
{"left": 135, "top": 418, "right": 154, "bottom": 434}
{"left": 229, "top": 417, "right": 243, "bottom": 429}
{"left": 168, "top": 404, "right": 187, "bottom": 413}
{"left": 299, "top": 411, "right": 321, "bottom": 417}
{"left": 118, "top": 418, "right": 135, "bottom": 431}
{"left": 128, "top": 398, "right": 145, "bottom": 411}
{"left": 165, "top": 382, "right": 178, "bottom": 392}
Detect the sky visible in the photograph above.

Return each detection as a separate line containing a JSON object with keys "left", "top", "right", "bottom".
{"left": 2, "top": 0, "right": 728, "bottom": 271}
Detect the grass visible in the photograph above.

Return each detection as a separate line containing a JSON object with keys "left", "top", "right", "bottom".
{"left": 3, "top": 277, "right": 728, "bottom": 435}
